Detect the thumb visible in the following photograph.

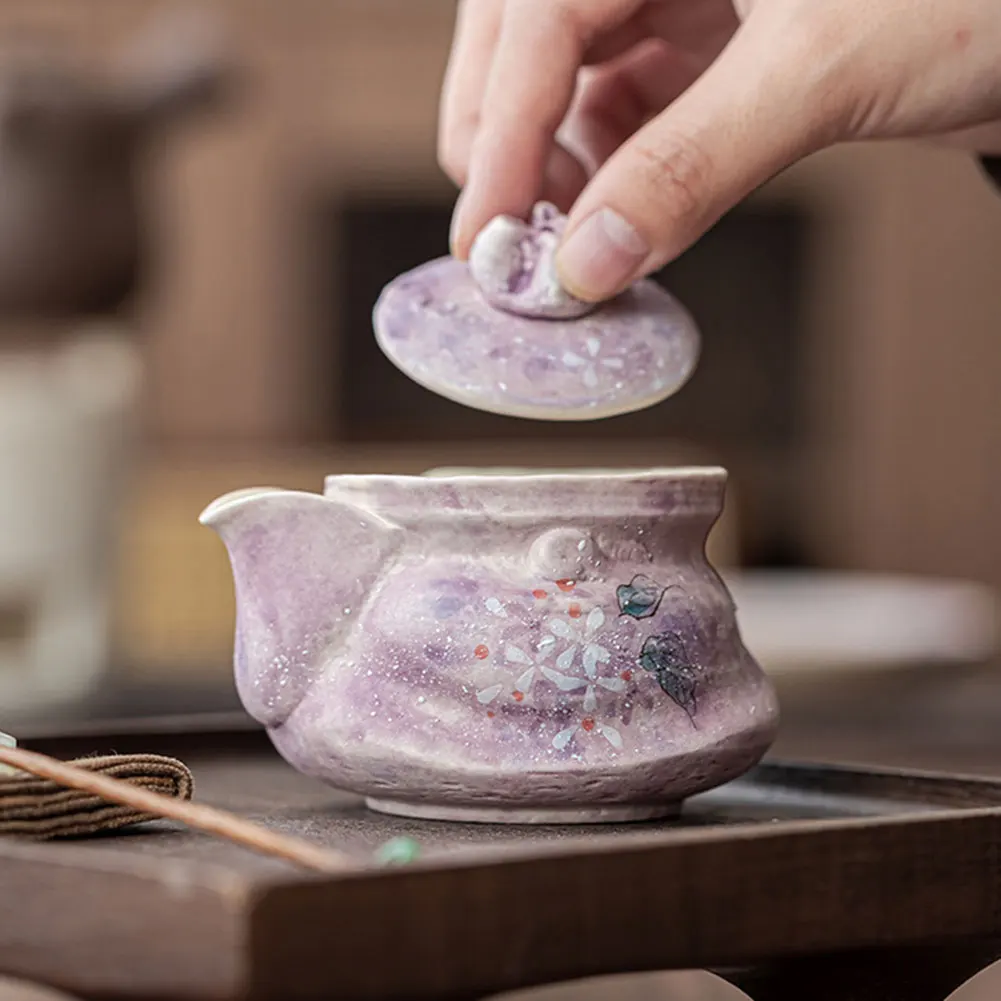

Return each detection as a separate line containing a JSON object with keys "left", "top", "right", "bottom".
{"left": 555, "top": 14, "right": 837, "bottom": 302}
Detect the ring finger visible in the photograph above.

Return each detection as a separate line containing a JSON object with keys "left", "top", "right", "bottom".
{"left": 559, "top": 37, "right": 705, "bottom": 180}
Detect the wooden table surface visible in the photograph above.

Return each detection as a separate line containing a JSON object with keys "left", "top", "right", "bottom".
{"left": 6, "top": 661, "right": 1001, "bottom": 1001}
{"left": 498, "top": 656, "right": 1001, "bottom": 1000}
{"left": 677, "top": 661, "right": 1001, "bottom": 1001}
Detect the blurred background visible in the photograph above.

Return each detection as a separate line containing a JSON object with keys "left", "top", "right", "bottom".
{"left": 0, "top": 0, "right": 998, "bottom": 744}
{"left": 0, "top": 2, "right": 999, "bottom": 998}
{"left": 0, "top": 0, "right": 996, "bottom": 748}
{"left": 0, "top": 0, "right": 989, "bottom": 741}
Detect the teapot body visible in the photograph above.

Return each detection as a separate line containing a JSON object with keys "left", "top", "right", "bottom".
{"left": 220, "top": 468, "right": 779, "bottom": 823}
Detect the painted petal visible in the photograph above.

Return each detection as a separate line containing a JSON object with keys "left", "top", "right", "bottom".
{"left": 586, "top": 336, "right": 600, "bottom": 357}
{"left": 602, "top": 357, "right": 624, "bottom": 369}
{"left": 485, "top": 597, "right": 508, "bottom": 617}
{"left": 553, "top": 727, "right": 577, "bottom": 751}
{"left": 477, "top": 685, "right": 502, "bottom": 704}
{"left": 616, "top": 575, "right": 665, "bottom": 619}
{"left": 599, "top": 724, "right": 623, "bottom": 749}
{"left": 639, "top": 631, "right": 690, "bottom": 673}
{"left": 505, "top": 644, "right": 533, "bottom": 665}
{"left": 548, "top": 618, "right": 575, "bottom": 639}
{"left": 586, "top": 607, "right": 605, "bottom": 633}
{"left": 562, "top": 351, "right": 585, "bottom": 367}
{"left": 515, "top": 667, "right": 536, "bottom": 692}
{"left": 638, "top": 632, "right": 699, "bottom": 714}
{"left": 583, "top": 685, "right": 597, "bottom": 712}
{"left": 537, "top": 634, "right": 557, "bottom": 652}
{"left": 556, "top": 646, "right": 576, "bottom": 672}
{"left": 542, "top": 667, "right": 587, "bottom": 691}
{"left": 583, "top": 643, "right": 610, "bottom": 678}
{"left": 598, "top": 676, "right": 625, "bottom": 692}
{"left": 656, "top": 666, "right": 698, "bottom": 716}
{"left": 582, "top": 365, "right": 598, "bottom": 389}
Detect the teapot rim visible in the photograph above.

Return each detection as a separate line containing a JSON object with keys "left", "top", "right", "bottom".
{"left": 323, "top": 466, "right": 727, "bottom": 520}
{"left": 326, "top": 465, "right": 726, "bottom": 487}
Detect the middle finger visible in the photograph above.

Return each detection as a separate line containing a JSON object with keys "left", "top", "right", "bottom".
{"left": 438, "top": 0, "right": 506, "bottom": 187}
{"left": 452, "top": 0, "right": 645, "bottom": 257}
{"left": 560, "top": 37, "right": 709, "bottom": 176}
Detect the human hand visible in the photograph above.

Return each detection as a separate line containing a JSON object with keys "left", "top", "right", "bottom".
{"left": 439, "top": 0, "right": 1001, "bottom": 303}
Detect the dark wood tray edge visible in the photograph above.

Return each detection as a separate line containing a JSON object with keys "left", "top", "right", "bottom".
{"left": 5, "top": 733, "right": 1001, "bottom": 1001}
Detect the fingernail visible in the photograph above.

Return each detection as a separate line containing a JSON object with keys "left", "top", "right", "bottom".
{"left": 449, "top": 189, "right": 469, "bottom": 259}
{"left": 556, "top": 207, "right": 649, "bottom": 301}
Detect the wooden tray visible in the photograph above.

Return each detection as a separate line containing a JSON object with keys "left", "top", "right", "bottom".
{"left": 3, "top": 716, "right": 1001, "bottom": 1001}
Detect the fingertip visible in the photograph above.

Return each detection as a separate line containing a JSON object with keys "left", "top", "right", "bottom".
{"left": 448, "top": 186, "right": 520, "bottom": 262}
{"left": 449, "top": 190, "right": 469, "bottom": 260}
{"left": 555, "top": 206, "right": 651, "bottom": 303}
{"left": 451, "top": 143, "right": 587, "bottom": 261}
{"left": 450, "top": 195, "right": 488, "bottom": 261}
{"left": 553, "top": 265, "right": 604, "bottom": 305}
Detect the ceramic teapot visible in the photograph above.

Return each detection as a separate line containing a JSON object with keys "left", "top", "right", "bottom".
{"left": 0, "top": 11, "right": 231, "bottom": 319}
{"left": 202, "top": 468, "right": 779, "bottom": 823}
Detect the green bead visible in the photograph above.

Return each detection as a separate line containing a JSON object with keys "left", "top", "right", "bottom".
{"left": 376, "top": 836, "right": 421, "bottom": 866}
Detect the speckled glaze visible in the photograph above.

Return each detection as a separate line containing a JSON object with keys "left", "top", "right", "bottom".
{"left": 200, "top": 468, "right": 779, "bottom": 824}
{"left": 373, "top": 257, "right": 700, "bottom": 421}
{"left": 468, "top": 201, "right": 595, "bottom": 319}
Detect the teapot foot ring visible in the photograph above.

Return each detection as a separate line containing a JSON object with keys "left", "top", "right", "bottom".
{"left": 364, "top": 797, "right": 682, "bottom": 825}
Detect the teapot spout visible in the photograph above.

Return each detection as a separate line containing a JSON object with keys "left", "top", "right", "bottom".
{"left": 200, "top": 487, "right": 402, "bottom": 727}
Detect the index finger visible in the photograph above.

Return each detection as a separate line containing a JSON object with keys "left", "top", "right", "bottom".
{"left": 438, "top": 0, "right": 505, "bottom": 187}
{"left": 451, "top": 0, "right": 644, "bottom": 257}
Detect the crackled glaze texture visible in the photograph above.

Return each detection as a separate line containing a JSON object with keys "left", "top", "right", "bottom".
{"left": 201, "top": 469, "right": 779, "bottom": 824}
{"left": 373, "top": 224, "right": 700, "bottom": 421}
{"left": 468, "top": 201, "right": 594, "bottom": 319}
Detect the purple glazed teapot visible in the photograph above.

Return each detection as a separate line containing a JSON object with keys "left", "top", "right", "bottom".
{"left": 201, "top": 468, "right": 779, "bottom": 823}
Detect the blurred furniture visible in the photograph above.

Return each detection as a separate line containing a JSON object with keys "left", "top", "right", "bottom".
{"left": 0, "top": 2, "right": 996, "bottom": 695}
{"left": 8, "top": 718, "right": 1001, "bottom": 1001}
{"left": 725, "top": 570, "right": 998, "bottom": 675}
{"left": 0, "top": 10, "right": 227, "bottom": 712}
{"left": 0, "top": 331, "right": 140, "bottom": 712}
{"left": 0, "top": 0, "right": 996, "bottom": 595}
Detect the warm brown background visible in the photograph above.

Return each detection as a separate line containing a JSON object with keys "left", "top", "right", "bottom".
{"left": 1, "top": 8, "right": 1000, "bottom": 1000}
{"left": 2, "top": 2, "right": 998, "bottom": 679}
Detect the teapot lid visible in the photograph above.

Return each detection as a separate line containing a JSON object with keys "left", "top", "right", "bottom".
{"left": 372, "top": 203, "right": 700, "bottom": 422}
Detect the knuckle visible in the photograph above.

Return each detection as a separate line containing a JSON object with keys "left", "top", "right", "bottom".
{"left": 541, "top": 0, "right": 602, "bottom": 48}
{"left": 629, "top": 131, "right": 713, "bottom": 229}
{"left": 549, "top": 0, "right": 588, "bottom": 34}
